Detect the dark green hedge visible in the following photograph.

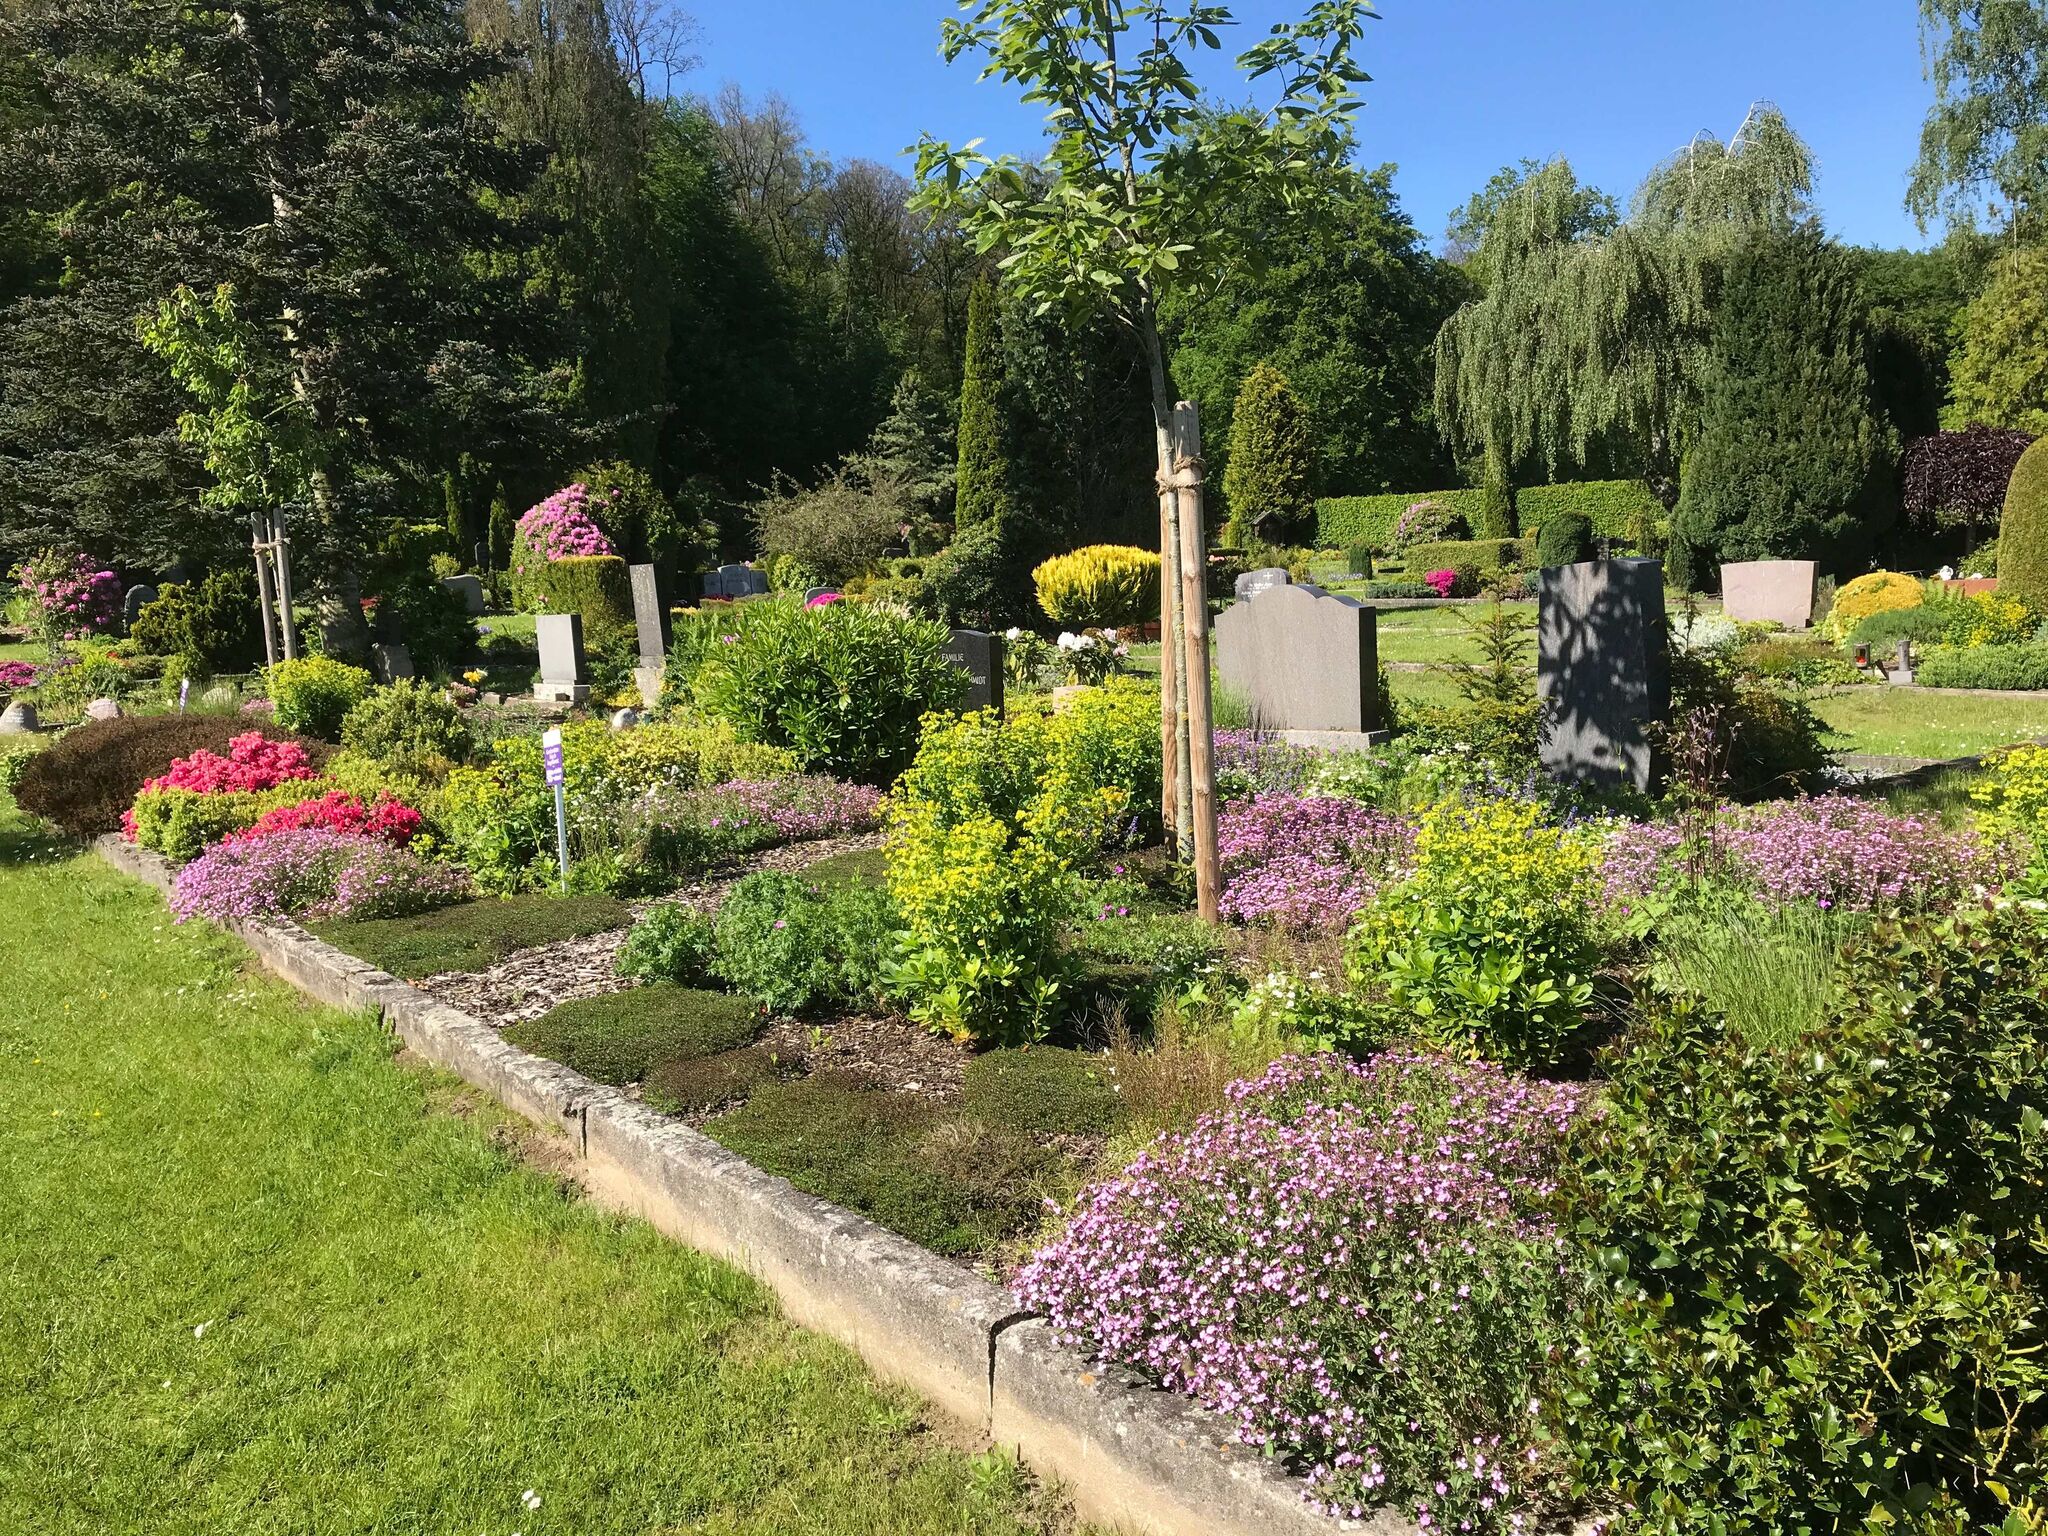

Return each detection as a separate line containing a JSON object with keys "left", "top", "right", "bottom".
{"left": 1916, "top": 643, "right": 2048, "bottom": 691}
{"left": 1999, "top": 438, "right": 2048, "bottom": 610}
{"left": 1317, "top": 480, "right": 1658, "bottom": 551}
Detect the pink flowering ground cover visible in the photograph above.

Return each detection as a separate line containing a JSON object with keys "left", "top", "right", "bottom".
{"left": 1217, "top": 794, "right": 1413, "bottom": 930}
{"left": 1213, "top": 729, "right": 1318, "bottom": 798}
{"left": 625, "top": 774, "right": 883, "bottom": 872}
{"left": 1017, "top": 1051, "right": 1587, "bottom": 1533}
{"left": 171, "top": 828, "right": 469, "bottom": 924}
{"left": 226, "top": 789, "right": 424, "bottom": 847}
{"left": 1601, "top": 796, "right": 2008, "bottom": 912}
{"left": 0, "top": 660, "right": 39, "bottom": 691}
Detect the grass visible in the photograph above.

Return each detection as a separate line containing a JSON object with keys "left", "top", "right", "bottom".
{"left": 0, "top": 802, "right": 1076, "bottom": 1536}
{"left": 311, "top": 893, "right": 631, "bottom": 978}
{"left": 1812, "top": 687, "right": 2048, "bottom": 762}
{"left": 1651, "top": 903, "right": 1851, "bottom": 1050}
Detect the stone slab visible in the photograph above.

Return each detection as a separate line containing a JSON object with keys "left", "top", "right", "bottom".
{"left": 441, "top": 574, "right": 486, "bottom": 615}
{"left": 1538, "top": 558, "right": 1669, "bottom": 792}
{"left": 1720, "top": 560, "right": 1817, "bottom": 630}
{"left": 629, "top": 564, "right": 672, "bottom": 665}
{"left": 1214, "top": 583, "right": 1381, "bottom": 735}
{"left": 370, "top": 642, "right": 414, "bottom": 683}
{"left": 1274, "top": 728, "right": 1392, "bottom": 753}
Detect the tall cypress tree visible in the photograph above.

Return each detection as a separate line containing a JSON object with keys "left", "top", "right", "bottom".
{"left": 954, "top": 273, "right": 1013, "bottom": 529}
{"left": 1221, "top": 362, "right": 1314, "bottom": 545}
{"left": 1672, "top": 226, "right": 1899, "bottom": 583}
{"left": 0, "top": 0, "right": 565, "bottom": 638}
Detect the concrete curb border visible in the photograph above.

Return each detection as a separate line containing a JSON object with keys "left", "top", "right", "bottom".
{"left": 93, "top": 834, "right": 1369, "bottom": 1536}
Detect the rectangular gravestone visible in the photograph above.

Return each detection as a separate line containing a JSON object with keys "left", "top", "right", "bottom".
{"left": 534, "top": 612, "right": 589, "bottom": 705}
{"left": 1214, "top": 584, "right": 1386, "bottom": 749}
{"left": 702, "top": 564, "right": 769, "bottom": 601}
{"left": 942, "top": 628, "right": 1004, "bottom": 714}
{"left": 1538, "top": 558, "right": 1669, "bottom": 791}
{"left": 441, "top": 573, "right": 486, "bottom": 615}
{"left": 629, "top": 564, "right": 672, "bottom": 665}
{"left": 370, "top": 642, "right": 414, "bottom": 683}
{"left": 1720, "top": 560, "right": 1817, "bottom": 630}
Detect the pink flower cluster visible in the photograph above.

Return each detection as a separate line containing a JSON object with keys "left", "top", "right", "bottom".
{"left": 1600, "top": 797, "right": 2009, "bottom": 912}
{"left": 514, "top": 484, "right": 616, "bottom": 571}
{"left": 0, "top": 660, "right": 39, "bottom": 690}
{"left": 1424, "top": 568, "right": 1458, "bottom": 598}
{"left": 1392, "top": 499, "right": 1458, "bottom": 548}
{"left": 170, "top": 828, "right": 469, "bottom": 925}
{"left": 14, "top": 550, "right": 119, "bottom": 639}
{"left": 712, "top": 776, "right": 883, "bottom": 838}
{"left": 226, "top": 789, "right": 423, "bottom": 848}
{"left": 1217, "top": 794, "right": 1413, "bottom": 930}
{"left": 142, "top": 733, "right": 320, "bottom": 796}
{"left": 1016, "top": 1051, "right": 1588, "bottom": 1532}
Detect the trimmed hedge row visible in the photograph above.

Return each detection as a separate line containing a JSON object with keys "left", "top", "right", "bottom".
{"left": 1398, "top": 537, "right": 1533, "bottom": 574}
{"left": 520, "top": 554, "right": 635, "bottom": 649}
{"left": 1316, "top": 480, "right": 1659, "bottom": 552}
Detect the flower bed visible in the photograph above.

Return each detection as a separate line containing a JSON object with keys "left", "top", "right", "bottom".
{"left": 170, "top": 828, "right": 469, "bottom": 924}
{"left": 1216, "top": 794, "right": 1412, "bottom": 930}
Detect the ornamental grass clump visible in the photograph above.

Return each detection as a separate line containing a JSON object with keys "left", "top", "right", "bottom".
{"left": 1017, "top": 1051, "right": 1588, "bottom": 1534}
{"left": 170, "top": 828, "right": 468, "bottom": 924}
{"left": 1217, "top": 794, "right": 1413, "bottom": 931}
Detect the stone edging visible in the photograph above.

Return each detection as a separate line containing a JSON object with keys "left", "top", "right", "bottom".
{"left": 92, "top": 834, "right": 1374, "bottom": 1536}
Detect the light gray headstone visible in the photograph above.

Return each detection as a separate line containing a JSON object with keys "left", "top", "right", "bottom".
{"left": 201, "top": 684, "right": 239, "bottom": 711}
{"left": 629, "top": 564, "right": 672, "bottom": 665}
{"left": 370, "top": 643, "right": 414, "bottom": 683}
{"left": 941, "top": 628, "right": 1004, "bottom": 714}
{"left": 534, "top": 613, "right": 589, "bottom": 704}
{"left": 1720, "top": 560, "right": 1818, "bottom": 630}
{"left": 0, "top": 701, "right": 39, "bottom": 735}
{"left": 83, "top": 697, "right": 122, "bottom": 722}
{"left": 1538, "top": 558, "right": 1669, "bottom": 792}
{"left": 609, "top": 707, "right": 641, "bottom": 731}
{"left": 1234, "top": 567, "right": 1292, "bottom": 603}
{"left": 441, "top": 574, "right": 486, "bottom": 615}
{"left": 1215, "top": 583, "right": 1382, "bottom": 735}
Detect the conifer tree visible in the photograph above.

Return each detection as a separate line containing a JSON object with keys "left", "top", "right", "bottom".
{"left": 954, "top": 274, "right": 1013, "bottom": 530}
{"left": 1221, "top": 362, "right": 1314, "bottom": 544}
{"left": 1672, "top": 226, "right": 1899, "bottom": 583}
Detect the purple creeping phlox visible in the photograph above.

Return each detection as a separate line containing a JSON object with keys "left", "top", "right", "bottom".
{"left": 1016, "top": 1051, "right": 1588, "bottom": 1533}
{"left": 170, "top": 828, "right": 470, "bottom": 924}
{"left": 1217, "top": 794, "right": 1414, "bottom": 930}
{"left": 1601, "top": 796, "right": 2009, "bottom": 912}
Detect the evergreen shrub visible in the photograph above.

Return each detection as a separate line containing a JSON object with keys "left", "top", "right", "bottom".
{"left": 1999, "top": 436, "right": 2048, "bottom": 610}
{"left": 1032, "top": 544, "right": 1161, "bottom": 629}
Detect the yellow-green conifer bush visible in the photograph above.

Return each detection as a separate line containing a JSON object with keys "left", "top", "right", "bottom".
{"left": 1032, "top": 545, "right": 1162, "bottom": 630}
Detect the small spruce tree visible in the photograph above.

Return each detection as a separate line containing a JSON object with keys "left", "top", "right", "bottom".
{"left": 1221, "top": 361, "right": 1315, "bottom": 545}
{"left": 955, "top": 274, "right": 1013, "bottom": 529}
{"left": 1673, "top": 226, "right": 1899, "bottom": 574}
{"left": 487, "top": 484, "right": 515, "bottom": 572}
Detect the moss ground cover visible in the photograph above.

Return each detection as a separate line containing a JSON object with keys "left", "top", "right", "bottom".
{"left": 0, "top": 804, "right": 1072, "bottom": 1536}
{"left": 310, "top": 892, "right": 630, "bottom": 977}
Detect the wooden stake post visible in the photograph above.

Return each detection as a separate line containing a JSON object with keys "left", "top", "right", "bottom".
{"left": 1164, "top": 401, "right": 1220, "bottom": 922}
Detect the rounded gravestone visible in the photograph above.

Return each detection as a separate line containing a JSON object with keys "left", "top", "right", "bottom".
{"left": 83, "top": 697, "right": 123, "bottom": 722}
{"left": 201, "top": 684, "right": 240, "bottom": 711}
{"left": 1234, "top": 567, "right": 1292, "bottom": 603}
{"left": 609, "top": 707, "right": 641, "bottom": 732}
{"left": 0, "top": 701, "right": 40, "bottom": 735}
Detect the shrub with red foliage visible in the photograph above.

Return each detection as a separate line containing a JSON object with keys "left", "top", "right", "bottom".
{"left": 13, "top": 714, "right": 332, "bottom": 838}
{"left": 1901, "top": 427, "right": 2035, "bottom": 532}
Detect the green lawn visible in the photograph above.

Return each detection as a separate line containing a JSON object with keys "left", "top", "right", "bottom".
{"left": 0, "top": 639, "right": 42, "bottom": 663}
{"left": 1812, "top": 687, "right": 2048, "bottom": 761}
{"left": 0, "top": 807, "right": 1071, "bottom": 1536}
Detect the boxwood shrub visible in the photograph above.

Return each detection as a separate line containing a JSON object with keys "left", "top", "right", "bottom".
{"left": 523, "top": 554, "right": 635, "bottom": 650}
{"left": 1558, "top": 907, "right": 2048, "bottom": 1531}
{"left": 1401, "top": 537, "right": 1533, "bottom": 575}
{"left": 1916, "top": 642, "right": 2048, "bottom": 691}
{"left": 1317, "top": 480, "right": 1655, "bottom": 552}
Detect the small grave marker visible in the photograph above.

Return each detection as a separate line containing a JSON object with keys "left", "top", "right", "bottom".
{"left": 942, "top": 628, "right": 1004, "bottom": 714}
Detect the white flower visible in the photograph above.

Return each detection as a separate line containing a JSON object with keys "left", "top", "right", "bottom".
{"left": 1004, "top": 627, "right": 1024, "bottom": 640}
{"left": 1057, "top": 632, "right": 1080, "bottom": 651}
{"left": 1102, "top": 627, "right": 1120, "bottom": 642}
{"left": 522, "top": 1489, "right": 541, "bottom": 1511}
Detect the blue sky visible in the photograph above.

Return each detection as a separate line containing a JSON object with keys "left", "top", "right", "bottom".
{"left": 675, "top": 0, "right": 1945, "bottom": 252}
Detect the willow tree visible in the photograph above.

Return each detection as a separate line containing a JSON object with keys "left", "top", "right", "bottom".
{"left": 1434, "top": 105, "right": 1815, "bottom": 514}
{"left": 1909, "top": 0, "right": 2048, "bottom": 238}
{"left": 912, "top": 0, "right": 1378, "bottom": 921}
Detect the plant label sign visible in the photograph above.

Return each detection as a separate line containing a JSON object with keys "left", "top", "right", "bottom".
{"left": 542, "top": 728, "right": 565, "bottom": 787}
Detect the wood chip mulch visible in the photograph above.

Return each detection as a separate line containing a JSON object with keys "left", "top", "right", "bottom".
{"left": 410, "top": 830, "right": 885, "bottom": 1029}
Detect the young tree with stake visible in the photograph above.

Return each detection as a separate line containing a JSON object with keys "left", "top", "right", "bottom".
{"left": 911, "top": 0, "right": 1379, "bottom": 922}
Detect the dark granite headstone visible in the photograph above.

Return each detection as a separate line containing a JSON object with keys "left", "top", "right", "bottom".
{"left": 1538, "top": 558, "right": 1669, "bottom": 792}
{"left": 942, "top": 628, "right": 1004, "bottom": 714}
{"left": 1234, "top": 567, "right": 1291, "bottom": 603}
{"left": 629, "top": 564, "right": 672, "bottom": 665}
{"left": 702, "top": 564, "right": 769, "bottom": 600}
{"left": 123, "top": 584, "right": 159, "bottom": 634}
{"left": 1214, "top": 583, "right": 1383, "bottom": 741}
{"left": 534, "top": 613, "right": 589, "bottom": 705}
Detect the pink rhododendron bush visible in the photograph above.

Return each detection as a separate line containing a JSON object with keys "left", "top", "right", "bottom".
{"left": 170, "top": 828, "right": 469, "bottom": 924}
{"left": 227, "top": 788, "right": 424, "bottom": 847}
{"left": 1017, "top": 1051, "right": 1588, "bottom": 1533}
{"left": 511, "top": 483, "right": 616, "bottom": 572}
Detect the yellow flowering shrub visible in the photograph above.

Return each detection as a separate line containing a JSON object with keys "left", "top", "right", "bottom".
{"left": 1344, "top": 795, "right": 1604, "bottom": 1067}
{"left": 1032, "top": 544, "right": 1161, "bottom": 629}
{"left": 605, "top": 719, "right": 797, "bottom": 795}
{"left": 1821, "top": 571, "right": 1924, "bottom": 642}
{"left": 1973, "top": 744, "right": 2048, "bottom": 847}
{"left": 1951, "top": 591, "right": 2039, "bottom": 649}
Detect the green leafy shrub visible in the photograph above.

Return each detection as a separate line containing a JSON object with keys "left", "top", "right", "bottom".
{"left": 1559, "top": 906, "right": 2048, "bottom": 1533}
{"left": 129, "top": 781, "right": 330, "bottom": 863}
{"left": 710, "top": 871, "right": 897, "bottom": 1014}
{"left": 28, "top": 648, "right": 138, "bottom": 717}
{"left": 526, "top": 554, "right": 635, "bottom": 650}
{"left": 370, "top": 571, "right": 475, "bottom": 676}
{"left": 1533, "top": 510, "right": 1593, "bottom": 568}
{"left": 1916, "top": 642, "right": 2048, "bottom": 690}
{"left": 1345, "top": 795, "right": 1603, "bottom": 1068}
{"left": 1221, "top": 362, "right": 1315, "bottom": 543}
{"left": 504, "top": 985, "right": 761, "bottom": 1085}
{"left": 267, "top": 657, "right": 374, "bottom": 740}
{"left": 339, "top": 679, "right": 474, "bottom": 770}
{"left": 615, "top": 904, "right": 716, "bottom": 985}
{"left": 13, "top": 713, "right": 330, "bottom": 837}
{"left": 691, "top": 597, "right": 969, "bottom": 783}
{"left": 129, "top": 569, "right": 259, "bottom": 670}
{"left": 919, "top": 514, "right": 1041, "bottom": 630}
{"left": 1031, "top": 544, "right": 1161, "bottom": 629}
{"left": 962, "top": 1047, "right": 1120, "bottom": 1138}
{"left": 1847, "top": 602, "right": 1954, "bottom": 649}
{"left": 0, "top": 742, "right": 43, "bottom": 796}
{"left": 1402, "top": 537, "right": 1531, "bottom": 576}
{"left": 1316, "top": 482, "right": 1654, "bottom": 552}
{"left": 1342, "top": 541, "right": 1375, "bottom": 578}
{"left": 643, "top": 1046, "right": 782, "bottom": 1115}
{"left": 312, "top": 893, "right": 628, "bottom": 978}
{"left": 1995, "top": 429, "right": 2048, "bottom": 609}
